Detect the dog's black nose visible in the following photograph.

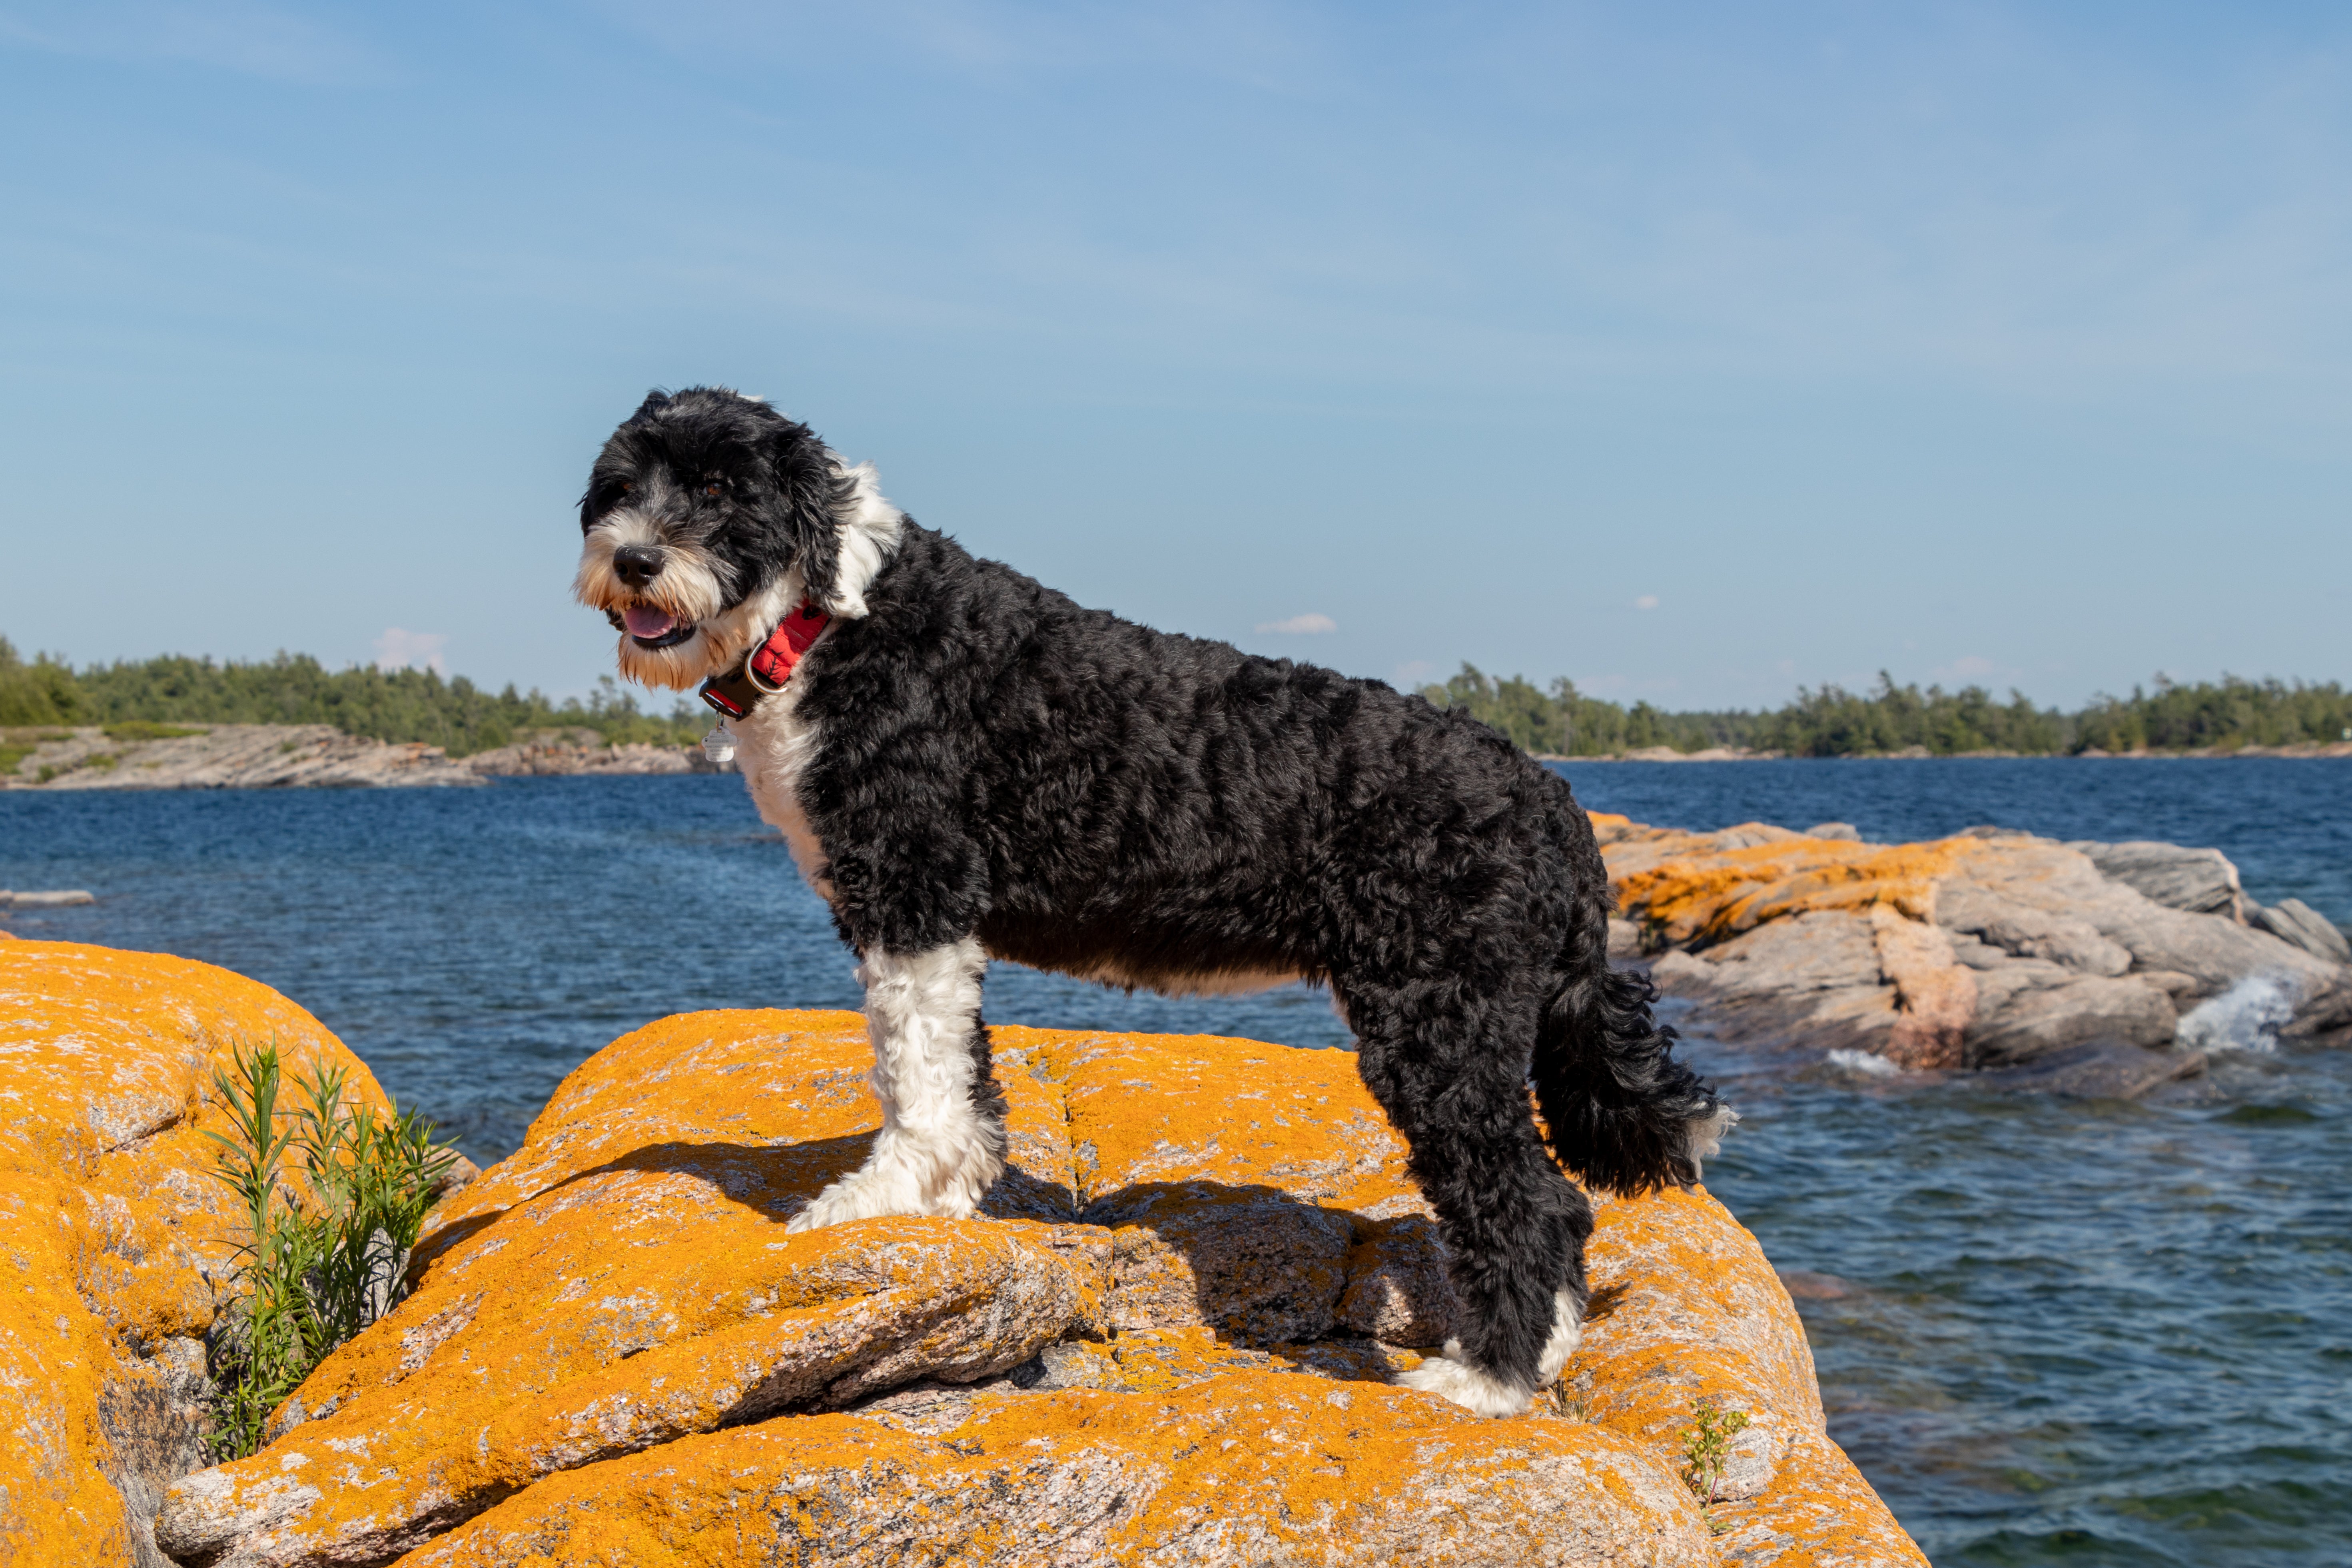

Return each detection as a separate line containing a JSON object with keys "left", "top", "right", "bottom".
{"left": 612, "top": 545, "right": 664, "bottom": 587}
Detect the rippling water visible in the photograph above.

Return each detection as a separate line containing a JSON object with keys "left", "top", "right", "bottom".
{"left": 4, "top": 757, "right": 2346, "bottom": 1566}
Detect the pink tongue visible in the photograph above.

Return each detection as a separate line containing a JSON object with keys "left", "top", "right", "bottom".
{"left": 623, "top": 606, "right": 678, "bottom": 639}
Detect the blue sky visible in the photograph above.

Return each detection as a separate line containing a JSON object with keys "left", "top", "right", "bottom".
{"left": 3, "top": 2, "right": 2347, "bottom": 710}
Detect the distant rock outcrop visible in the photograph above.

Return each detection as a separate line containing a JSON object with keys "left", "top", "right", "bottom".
{"left": 460, "top": 727, "right": 716, "bottom": 777}
{"left": 0, "top": 889, "right": 96, "bottom": 908}
{"left": 4, "top": 726, "right": 483, "bottom": 790}
{"left": 1600, "top": 816, "right": 2352, "bottom": 1082}
{"left": 1, "top": 725, "right": 714, "bottom": 790}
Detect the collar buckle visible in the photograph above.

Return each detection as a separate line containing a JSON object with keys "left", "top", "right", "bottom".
{"left": 696, "top": 599, "right": 831, "bottom": 722}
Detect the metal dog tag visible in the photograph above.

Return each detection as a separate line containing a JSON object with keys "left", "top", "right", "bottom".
{"left": 700, "top": 724, "right": 738, "bottom": 765}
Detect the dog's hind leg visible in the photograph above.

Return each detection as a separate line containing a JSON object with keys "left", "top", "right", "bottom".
{"left": 1353, "top": 986, "right": 1594, "bottom": 1418}
{"left": 786, "top": 936, "right": 1010, "bottom": 1232}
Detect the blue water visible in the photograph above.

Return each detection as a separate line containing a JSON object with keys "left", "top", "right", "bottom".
{"left": 3, "top": 758, "right": 2348, "bottom": 1567}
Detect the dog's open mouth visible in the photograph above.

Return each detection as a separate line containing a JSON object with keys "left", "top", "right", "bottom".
{"left": 622, "top": 606, "right": 696, "bottom": 649}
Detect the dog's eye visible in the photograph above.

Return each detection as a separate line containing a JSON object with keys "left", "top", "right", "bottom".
{"left": 702, "top": 479, "right": 724, "bottom": 498}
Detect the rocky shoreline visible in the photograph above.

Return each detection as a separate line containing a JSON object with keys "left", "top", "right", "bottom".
{"left": 0, "top": 724, "right": 716, "bottom": 790}
{"left": 1599, "top": 814, "right": 2352, "bottom": 1093}
{"left": 8, "top": 724, "right": 2346, "bottom": 790}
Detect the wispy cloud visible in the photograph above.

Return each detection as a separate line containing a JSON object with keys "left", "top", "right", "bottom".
{"left": 0, "top": 2, "right": 386, "bottom": 84}
{"left": 1256, "top": 612, "right": 1337, "bottom": 634}
{"left": 1634, "top": 594, "right": 1660, "bottom": 610}
{"left": 600, "top": 0, "right": 1336, "bottom": 96}
{"left": 1932, "top": 654, "right": 2006, "bottom": 684}
{"left": 374, "top": 627, "right": 447, "bottom": 674}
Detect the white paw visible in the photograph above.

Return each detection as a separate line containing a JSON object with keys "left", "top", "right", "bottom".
{"left": 784, "top": 1162, "right": 929, "bottom": 1233}
{"left": 784, "top": 1135, "right": 1000, "bottom": 1234}
{"left": 1684, "top": 1104, "right": 1741, "bottom": 1180}
{"left": 1536, "top": 1288, "right": 1584, "bottom": 1382}
{"left": 1394, "top": 1340, "right": 1534, "bottom": 1418}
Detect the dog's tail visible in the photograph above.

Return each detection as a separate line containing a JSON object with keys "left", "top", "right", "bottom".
{"left": 1532, "top": 908, "right": 1734, "bottom": 1197}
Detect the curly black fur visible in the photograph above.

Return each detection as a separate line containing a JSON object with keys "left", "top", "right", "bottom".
{"left": 581, "top": 387, "right": 1729, "bottom": 1400}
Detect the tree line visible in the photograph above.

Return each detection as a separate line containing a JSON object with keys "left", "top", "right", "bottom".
{"left": 0, "top": 636, "right": 703, "bottom": 756}
{"left": 1419, "top": 665, "right": 2352, "bottom": 757}
{"left": 7, "top": 636, "right": 2346, "bottom": 759}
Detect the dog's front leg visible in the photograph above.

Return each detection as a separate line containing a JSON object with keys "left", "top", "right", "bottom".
{"left": 786, "top": 937, "right": 1010, "bottom": 1232}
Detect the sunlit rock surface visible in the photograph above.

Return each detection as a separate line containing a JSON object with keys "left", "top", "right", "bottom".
{"left": 0, "top": 939, "right": 395, "bottom": 1568}
{"left": 150, "top": 1005, "right": 1922, "bottom": 1568}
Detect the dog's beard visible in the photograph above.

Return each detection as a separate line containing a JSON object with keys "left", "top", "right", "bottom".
{"left": 575, "top": 509, "right": 795, "bottom": 691}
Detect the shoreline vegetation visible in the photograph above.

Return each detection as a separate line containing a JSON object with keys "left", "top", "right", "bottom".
{"left": 5, "top": 636, "right": 2349, "bottom": 769}
{"left": 1421, "top": 664, "right": 2352, "bottom": 759}
{"left": 0, "top": 635, "right": 703, "bottom": 760}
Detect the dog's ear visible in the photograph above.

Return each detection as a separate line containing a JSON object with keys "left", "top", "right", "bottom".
{"left": 628, "top": 389, "right": 672, "bottom": 424}
{"left": 767, "top": 423, "right": 852, "bottom": 611}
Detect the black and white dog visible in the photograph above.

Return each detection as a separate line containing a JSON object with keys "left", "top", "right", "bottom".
{"left": 575, "top": 387, "right": 1732, "bottom": 1417}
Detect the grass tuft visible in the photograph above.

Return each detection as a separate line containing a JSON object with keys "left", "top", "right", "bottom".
{"left": 202, "top": 1039, "right": 458, "bottom": 1460}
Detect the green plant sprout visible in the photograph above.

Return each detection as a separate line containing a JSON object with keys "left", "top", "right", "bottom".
{"left": 201, "top": 1038, "right": 458, "bottom": 1460}
{"left": 1680, "top": 1394, "right": 1753, "bottom": 1523}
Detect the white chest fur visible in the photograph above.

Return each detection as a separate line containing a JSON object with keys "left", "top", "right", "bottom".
{"left": 706, "top": 455, "right": 903, "bottom": 907}
{"left": 729, "top": 680, "right": 833, "bottom": 901}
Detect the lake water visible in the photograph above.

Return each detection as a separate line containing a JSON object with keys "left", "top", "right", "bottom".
{"left": 4, "top": 757, "right": 2346, "bottom": 1567}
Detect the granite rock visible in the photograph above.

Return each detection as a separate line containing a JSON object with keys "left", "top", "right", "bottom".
{"left": 2069, "top": 839, "right": 2244, "bottom": 917}
{"left": 5, "top": 725, "right": 484, "bottom": 790}
{"left": 140, "top": 1004, "right": 1920, "bottom": 1568}
{"left": 1334, "top": 1215, "right": 1456, "bottom": 1347}
{"left": 463, "top": 729, "right": 711, "bottom": 776}
{"left": 1601, "top": 813, "right": 2352, "bottom": 1071}
{"left": 0, "top": 888, "right": 98, "bottom": 908}
{"left": 2250, "top": 898, "right": 2352, "bottom": 966}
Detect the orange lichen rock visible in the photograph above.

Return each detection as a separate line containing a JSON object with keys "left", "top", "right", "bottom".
{"left": 1572, "top": 1185, "right": 1823, "bottom": 1479}
{"left": 400, "top": 1373, "right": 1714, "bottom": 1568}
{"left": 0, "top": 940, "right": 393, "bottom": 1568}
{"left": 1594, "top": 814, "right": 1998, "bottom": 1071}
{"left": 1571, "top": 1185, "right": 1928, "bottom": 1565}
{"left": 1587, "top": 813, "right": 2277, "bottom": 1072}
{"left": 1607, "top": 825, "right": 1974, "bottom": 950}
{"left": 1002, "top": 1025, "right": 1423, "bottom": 1343}
{"left": 1006, "top": 1024, "right": 1423, "bottom": 1215}
{"left": 148, "top": 1001, "right": 1923, "bottom": 1568}
{"left": 160, "top": 1013, "right": 1101, "bottom": 1568}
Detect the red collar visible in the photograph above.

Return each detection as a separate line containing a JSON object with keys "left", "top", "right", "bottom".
{"left": 697, "top": 600, "right": 831, "bottom": 720}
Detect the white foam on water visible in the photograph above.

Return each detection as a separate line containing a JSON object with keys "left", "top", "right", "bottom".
{"left": 2174, "top": 975, "right": 2294, "bottom": 1055}
{"left": 1827, "top": 1048, "right": 1903, "bottom": 1077}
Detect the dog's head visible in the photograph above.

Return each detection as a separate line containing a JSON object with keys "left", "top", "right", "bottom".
{"left": 575, "top": 387, "right": 902, "bottom": 690}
